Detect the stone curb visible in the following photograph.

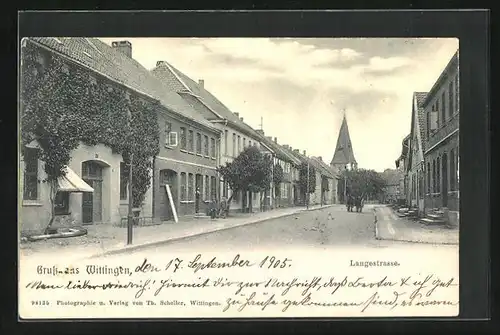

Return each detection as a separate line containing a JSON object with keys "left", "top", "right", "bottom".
{"left": 87, "top": 205, "right": 334, "bottom": 259}
{"left": 373, "top": 206, "right": 458, "bottom": 245}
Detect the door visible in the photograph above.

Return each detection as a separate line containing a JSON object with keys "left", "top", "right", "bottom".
{"left": 81, "top": 161, "right": 103, "bottom": 224}
{"left": 82, "top": 179, "right": 93, "bottom": 224}
{"left": 442, "top": 153, "right": 448, "bottom": 207}
{"left": 159, "top": 169, "right": 177, "bottom": 221}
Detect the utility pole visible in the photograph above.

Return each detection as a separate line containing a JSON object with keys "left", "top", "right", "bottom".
{"left": 306, "top": 159, "right": 310, "bottom": 210}
{"left": 127, "top": 152, "right": 134, "bottom": 245}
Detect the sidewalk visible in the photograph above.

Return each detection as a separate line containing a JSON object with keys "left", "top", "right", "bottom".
{"left": 19, "top": 204, "right": 334, "bottom": 259}
{"left": 374, "top": 206, "right": 459, "bottom": 245}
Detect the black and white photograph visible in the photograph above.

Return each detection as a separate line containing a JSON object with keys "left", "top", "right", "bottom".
{"left": 18, "top": 35, "right": 461, "bottom": 318}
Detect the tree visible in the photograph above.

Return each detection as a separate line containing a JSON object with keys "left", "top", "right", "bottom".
{"left": 340, "top": 168, "right": 386, "bottom": 200}
{"left": 217, "top": 146, "right": 272, "bottom": 213}
{"left": 272, "top": 163, "right": 284, "bottom": 204}
{"left": 298, "top": 161, "right": 316, "bottom": 204}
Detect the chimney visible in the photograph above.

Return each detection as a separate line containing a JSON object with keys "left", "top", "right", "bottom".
{"left": 198, "top": 79, "right": 204, "bottom": 88}
{"left": 274, "top": 137, "right": 278, "bottom": 143}
{"left": 256, "top": 129, "right": 265, "bottom": 135}
{"left": 156, "top": 61, "right": 166, "bottom": 67}
{"left": 318, "top": 156, "right": 323, "bottom": 162}
{"left": 303, "top": 150, "right": 306, "bottom": 156}
{"left": 234, "top": 112, "right": 239, "bottom": 118}
{"left": 293, "top": 149, "right": 299, "bottom": 154}
{"left": 112, "top": 40, "right": 132, "bottom": 58}
{"left": 240, "top": 117, "right": 244, "bottom": 122}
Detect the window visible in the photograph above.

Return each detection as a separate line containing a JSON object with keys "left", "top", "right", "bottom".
{"left": 436, "top": 157, "right": 441, "bottom": 193}
{"left": 211, "top": 138, "right": 216, "bottom": 157}
{"left": 120, "top": 162, "right": 128, "bottom": 200}
{"left": 180, "top": 127, "right": 187, "bottom": 150}
{"left": 435, "top": 99, "right": 440, "bottom": 126}
{"left": 419, "top": 173, "right": 424, "bottom": 198}
{"left": 211, "top": 176, "right": 217, "bottom": 199}
{"left": 224, "top": 130, "right": 228, "bottom": 155}
{"left": 243, "top": 138, "right": 246, "bottom": 148}
{"left": 223, "top": 180, "right": 228, "bottom": 197}
{"left": 188, "top": 130, "right": 194, "bottom": 152}
{"left": 188, "top": 173, "right": 194, "bottom": 201}
{"left": 204, "top": 135, "right": 209, "bottom": 156}
{"left": 249, "top": 140, "right": 252, "bottom": 147}
{"left": 432, "top": 160, "right": 436, "bottom": 193}
{"left": 238, "top": 135, "right": 241, "bottom": 154}
{"left": 23, "top": 148, "right": 38, "bottom": 200}
{"left": 448, "top": 81, "right": 454, "bottom": 117}
{"left": 441, "top": 92, "right": 446, "bottom": 125}
{"left": 450, "top": 149, "right": 456, "bottom": 191}
{"left": 427, "top": 162, "right": 431, "bottom": 193}
{"left": 205, "top": 175, "right": 210, "bottom": 200}
{"left": 195, "top": 174, "right": 203, "bottom": 199}
{"left": 455, "top": 75, "right": 459, "bottom": 113}
{"left": 54, "top": 192, "right": 70, "bottom": 215}
{"left": 164, "top": 121, "right": 172, "bottom": 146}
{"left": 195, "top": 132, "right": 201, "bottom": 154}
{"left": 180, "top": 173, "right": 187, "bottom": 200}
{"left": 232, "top": 133, "right": 236, "bottom": 157}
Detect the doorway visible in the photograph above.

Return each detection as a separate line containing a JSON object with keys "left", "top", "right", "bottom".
{"left": 441, "top": 153, "right": 448, "bottom": 207}
{"left": 159, "top": 169, "right": 178, "bottom": 221}
{"left": 82, "top": 161, "right": 103, "bottom": 224}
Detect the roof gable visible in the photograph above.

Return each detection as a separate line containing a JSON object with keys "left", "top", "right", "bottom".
{"left": 152, "top": 61, "right": 262, "bottom": 138}
{"left": 408, "top": 92, "right": 427, "bottom": 169}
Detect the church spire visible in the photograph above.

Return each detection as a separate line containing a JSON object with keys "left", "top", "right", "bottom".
{"left": 330, "top": 110, "right": 357, "bottom": 169}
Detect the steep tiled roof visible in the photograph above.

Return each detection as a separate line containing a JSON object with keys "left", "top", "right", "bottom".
{"left": 255, "top": 135, "right": 301, "bottom": 165}
{"left": 28, "top": 37, "right": 217, "bottom": 131}
{"left": 331, "top": 114, "right": 357, "bottom": 166}
{"left": 310, "top": 157, "right": 336, "bottom": 179}
{"left": 414, "top": 92, "right": 428, "bottom": 152}
{"left": 151, "top": 61, "right": 262, "bottom": 138}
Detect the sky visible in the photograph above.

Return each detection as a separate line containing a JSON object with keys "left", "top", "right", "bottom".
{"left": 100, "top": 37, "right": 458, "bottom": 172}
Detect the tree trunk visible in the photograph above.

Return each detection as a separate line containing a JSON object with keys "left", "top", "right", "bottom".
{"left": 45, "top": 179, "right": 58, "bottom": 234}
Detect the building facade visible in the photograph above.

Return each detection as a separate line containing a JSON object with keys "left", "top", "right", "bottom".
{"left": 395, "top": 134, "right": 410, "bottom": 204}
{"left": 422, "top": 51, "right": 459, "bottom": 217}
{"left": 151, "top": 61, "right": 271, "bottom": 213}
{"left": 406, "top": 92, "right": 428, "bottom": 212}
{"left": 153, "top": 110, "right": 220, "bottom": 220}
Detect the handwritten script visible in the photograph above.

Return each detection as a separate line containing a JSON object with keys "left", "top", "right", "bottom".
{"left": 22, "top": 253, "right": 459, "bottom": 316}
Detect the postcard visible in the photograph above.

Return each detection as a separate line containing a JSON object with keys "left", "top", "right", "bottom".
{"left": 18, "top": 36, "right": 460, "bottom": 319}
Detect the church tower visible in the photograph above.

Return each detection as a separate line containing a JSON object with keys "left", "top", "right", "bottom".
{"left": 330, "top": 112, "right": 357, "bottom": 172}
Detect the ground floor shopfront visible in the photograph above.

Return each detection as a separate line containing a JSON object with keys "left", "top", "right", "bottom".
{"left": 153, "top": 156, "right": 218, "bottom": 221}
{"left": 424, "top": 132, "right": 459, "bottom": 213}
{"left": 20, "top": 143, "right": 137, "bottom": 235}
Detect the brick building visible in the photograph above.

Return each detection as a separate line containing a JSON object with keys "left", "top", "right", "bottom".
{"left": 422, "top": 51, "right": 459, "bottom": 220}
{"left": 151, "top": 61, "right": 273, "bottom": 213}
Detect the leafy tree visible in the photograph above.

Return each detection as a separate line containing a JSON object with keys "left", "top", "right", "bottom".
{"left": 298, "top": 161, "right": 316, "bottom": 204}
{"left": 339, "top": 168, "right": 386, "bottom": 199}
{"left": 217, "top": 146, "right": 272, "bottom": 212}
{"left": 273, "top": 163, "right": 284, "bottom": 201}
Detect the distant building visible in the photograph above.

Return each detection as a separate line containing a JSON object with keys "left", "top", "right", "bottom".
{"left": 395, "top": 134, "right": 410, "bottom": 203}
{"left": 330, "top": 113, "right": 357, "bottom": 203}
